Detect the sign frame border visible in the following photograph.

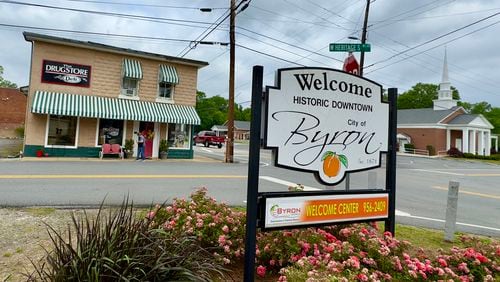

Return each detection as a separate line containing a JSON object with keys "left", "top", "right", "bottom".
{"left": 258, "top": 190, "right": 389, "bottom": 231}
{"left": 263, "top": 67, "right": 389, "bottom": 186}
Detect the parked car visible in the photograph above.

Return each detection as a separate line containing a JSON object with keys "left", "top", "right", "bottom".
{"left": 193, "top": 131, "right": 225, "bottom": 148}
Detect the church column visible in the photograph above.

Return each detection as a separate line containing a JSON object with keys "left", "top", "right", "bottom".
{"left": 470, "top": 130, "right": 476, "bottom": 155}
{"left": 446, "top": 129, "right": 451, "bottom": 151}
{"left": 478, "top": 131, "right": 484, "bottom": 156}
{"left": 485, "top": 131, "right": 491, "bottom": 156}
{"left": 462, "top": 129, "right": 469, "bottom": 153}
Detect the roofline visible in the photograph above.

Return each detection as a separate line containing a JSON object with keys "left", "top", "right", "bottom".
{"left": 437, "top": 106, "right": 465, "bottom": 124}
{"left": 23, "top": 32, "right": 209, "bottom": 68}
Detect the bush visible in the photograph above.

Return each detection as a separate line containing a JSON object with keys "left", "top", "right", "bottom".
{"left": 29, "top": 199, "right": 226, "bottom": 281}
{"left": 447, "top": 147, "right": 464, "bottom": 158}
{"left": 426, "top": 145, "right": 436, "bottom": 156}
{"left": 151, "top": 188, "right": 246, "bottom": 265}
{"left": 404, "top": 143, "right": 415, "bottom": 152}
{"left": 14, "top": 126, "right": 24, "bottom": 138}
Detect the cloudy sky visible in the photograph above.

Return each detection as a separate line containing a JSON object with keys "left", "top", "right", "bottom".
{"left": 0, "top": 0, "right": 499, "bottom": 106}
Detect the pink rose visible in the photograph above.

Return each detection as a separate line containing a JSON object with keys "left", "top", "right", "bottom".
{"left": 256, "top": 265, "right": 266, "bottom": 278}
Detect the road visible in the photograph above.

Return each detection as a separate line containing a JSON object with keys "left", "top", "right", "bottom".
{"left": 0, "top": 143, "right": 499, "bottom": 237}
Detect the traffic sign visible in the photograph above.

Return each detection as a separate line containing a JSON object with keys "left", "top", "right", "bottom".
{"left": 343, "top": 53, "right": 359, "bottom": 75}
{"left": 329, "top": 43, "right": 371, "bottom": 52}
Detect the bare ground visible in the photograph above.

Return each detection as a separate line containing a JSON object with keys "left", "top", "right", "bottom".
{"left": 0, "top": 208, "right": 97, "bottom": 282}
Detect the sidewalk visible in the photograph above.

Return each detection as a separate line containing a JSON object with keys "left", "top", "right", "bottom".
{"left": 1, "top": 154, "right": 218, "bottom": 163}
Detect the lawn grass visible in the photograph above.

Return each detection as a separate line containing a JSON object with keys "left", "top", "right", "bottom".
{"left": 24, "top": 207, "right": 56, "bottom": 217}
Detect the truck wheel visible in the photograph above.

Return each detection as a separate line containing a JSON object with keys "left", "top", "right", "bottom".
{"left": 204, "top": 141, "right": 209, "bottom": 147}
{"left": 217, "top": 143, "right": 222, "bottom": 149}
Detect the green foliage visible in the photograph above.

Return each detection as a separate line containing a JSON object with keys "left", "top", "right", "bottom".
{"left": 14, "top": 126, "right": 24, "bottom": 138}
{"left": 159, "top": 139, "right": 169, "bottom": 152}
{"left": 397, "top": 83, "right": 460, "bottom": 109}
{"left": 124, "top": 139, "right": 134, "bottom": 151}
{"left": 0, "top": 66, "right": 17, "bottom": 88}
{"left": 426, "top": 145, "right": 436, "bottom": 156}
{"left": 403, "top": 143, "right": 415, "bottom": 152}
{"left": 29, "top": 199, "right": 226, "bottom": 281}
{"left": 195, "top": 90, "right": 251, "bottom": 131}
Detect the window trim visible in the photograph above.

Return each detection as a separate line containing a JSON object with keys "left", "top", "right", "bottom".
{"left": 120, "top": 77, "right": 140, "bottom": 99}
{"left": 167, "top": 123, "right": 191, "bottom": 150}
{"left": 95, "top": 118, "right": 127, "bottom": 147}
{"left": 156, "top": 81, "right": 175, "bottom": 102}
{"left": 44, "top": 114, "right": 80, "bottom": 149}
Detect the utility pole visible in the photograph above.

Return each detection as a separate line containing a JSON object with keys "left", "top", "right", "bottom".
{"left": 225, "top": 0, "right": 235, "bottom": 163}
{"left": 359, "top": 0, "right": 371, "bottom": 76}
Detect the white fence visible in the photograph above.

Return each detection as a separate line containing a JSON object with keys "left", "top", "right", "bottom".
{"left": 404, "top": 148, "right": 429, "bottom": 156}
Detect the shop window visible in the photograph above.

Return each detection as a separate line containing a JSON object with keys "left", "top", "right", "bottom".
{"left": 158, "top": 82, "right": 174, "bottom": 99}
{"left": 47, "top": 115, "right": 78, "bottom": 146}
{"left": 98, "top": 119, "right": 124, "bottom": 146}
{"left": 121, "top": 77, "right": 139, "bottom": 97}
{"left": 168, "top": 124, "right": 190, "bottom": 149}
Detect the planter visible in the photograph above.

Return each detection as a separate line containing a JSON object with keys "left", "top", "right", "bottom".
{"left": 159, "top": 151, "right": 168, "bottom": 160}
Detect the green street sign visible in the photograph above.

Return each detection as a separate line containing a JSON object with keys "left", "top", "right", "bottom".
{"left": 329, "top": 43, "right": 371, "bottom": 52}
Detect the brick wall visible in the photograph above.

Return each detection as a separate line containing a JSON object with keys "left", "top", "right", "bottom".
{"left": 0, "top": 88, "right": 27, "bottom": 138}
{"left": 397, "top": 128, "right": 447, "bottom": 153}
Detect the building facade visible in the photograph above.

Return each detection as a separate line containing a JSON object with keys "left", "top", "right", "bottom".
{"left": 23, "top": 32, "right": 207, "bottom": 158}
{"left": 397, "top": 51, "right": 493, "bottom": 156}
{"left": 0, "top": 88, "right": 26, "bottom": 138}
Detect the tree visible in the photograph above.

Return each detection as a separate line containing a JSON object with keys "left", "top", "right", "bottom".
{"left": 195, "top": 91, "right": 251, "bottom": 131}
{"left": 397, "top": 83, "right": 460, "bottom": 109}
{"left": 0, "top": 66, "right": 17, "bottom": 88}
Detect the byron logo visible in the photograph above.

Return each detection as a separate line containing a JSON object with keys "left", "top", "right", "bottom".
{"left": 270, "top": 204, "right": 301, "bottom": 218}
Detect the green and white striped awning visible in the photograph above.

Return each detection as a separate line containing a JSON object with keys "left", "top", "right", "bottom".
{"left": 31, "top": 91, "right": 200, "bottom": 125}
{"left": 159, "top": 65, "right": 179, "bottom": 84}
{"left": 123, "top": 59, "right": 143, "bottom": 79}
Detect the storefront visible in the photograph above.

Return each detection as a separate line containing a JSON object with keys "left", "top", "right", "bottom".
{"left": 23, "top": 32, "right": 207, "bottom": 159}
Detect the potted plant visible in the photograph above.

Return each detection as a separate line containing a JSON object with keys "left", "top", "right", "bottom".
{"left": 124, "top": 139, "right": 134, "bottom": 159}
{"left": 159, "top": 139, "right": 169, "bottom": 159}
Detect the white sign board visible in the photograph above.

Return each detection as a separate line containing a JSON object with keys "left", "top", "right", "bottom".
{"left": 265, "top": 68, "right": 389, "bottom": 185}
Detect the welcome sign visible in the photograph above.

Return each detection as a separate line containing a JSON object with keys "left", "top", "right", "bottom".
{"left": 265, "top": 67, "right": 389, "bottom": 185}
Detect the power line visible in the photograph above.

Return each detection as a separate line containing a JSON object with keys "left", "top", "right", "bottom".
{"left": 0, "top": 0, "right": 216, "bottom": 27}
{"left": 60, "top": 0, "right": 226, "bottom": 10}
{"left": 178, "top": 0, "right": 251, "bottom": 57}
{"left": 177, "top": 9, "right": 230, "bottom": 57}
{"left": 366, "top": 20, "right": 500, "bottom": 75}
{"left": 0, "top": 23, "right": 229, "bottom": 45}
{"left": 366, "top": 12, "right": 500, "bottom": 69}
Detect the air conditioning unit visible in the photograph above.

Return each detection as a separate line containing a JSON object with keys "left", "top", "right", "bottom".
{"left": 121, "top": 88, "right": 136, "bottom": 96}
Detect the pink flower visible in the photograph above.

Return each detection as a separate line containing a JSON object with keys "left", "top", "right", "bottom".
{"left": 218, "top": 235, "right": 226, "bottom": 245}
{"left": 458, "top": 262, "right": 470, "bottom": 274}
{"left": 357, "top": 273, "right": 368, "bottom": 281}
{"left": 222, "top": 257, "right": 230, "bottom": 264}
{"left": 222, "top": 225, "right": 229, "bottom": 233}
{"left": 256, "top": 265, "right": 266, "bottom": 278}
{"left": 269, "top": 259, "right": 276, "bottom": 266}
{"left": 146, "top": 211, "right": 156, "bottom": 219}
{"left": 438, "top": 258, "right": 448, "bottom": 267}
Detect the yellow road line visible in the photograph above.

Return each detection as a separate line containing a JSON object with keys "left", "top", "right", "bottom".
{"left": 0, "top": 174, "right": 247, "bottom": 179}
{"left": 432, "top": 185, "right": 500, "bottom": 200}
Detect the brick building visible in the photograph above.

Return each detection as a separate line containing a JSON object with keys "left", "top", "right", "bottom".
{"left": 23, "top": 32, "right": 207, "bottom": 158}
{"left": 397, "top": 52, "right": 493, "bottom": 155}
{"left": 0, "top": 88, "right": 26, "bottom": 138}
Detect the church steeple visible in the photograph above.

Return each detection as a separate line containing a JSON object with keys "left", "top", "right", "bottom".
{"left": 433, "top": 48, "right": 457, "bottom": 110}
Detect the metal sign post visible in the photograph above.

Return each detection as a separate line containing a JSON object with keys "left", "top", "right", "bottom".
{"left": 243, "top": 65, "right": 263, "bottom": 282}
{"left": 385, "top": 88, "right": 398, "bottom": 234}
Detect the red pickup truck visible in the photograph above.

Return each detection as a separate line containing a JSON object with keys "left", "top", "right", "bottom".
{"left": 193, "top": 131, "right": 225, "bottom": 148}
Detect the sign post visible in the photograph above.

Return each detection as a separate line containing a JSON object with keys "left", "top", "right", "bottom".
{"left": 243, "top": 65, "right": 263, "bottom": 282}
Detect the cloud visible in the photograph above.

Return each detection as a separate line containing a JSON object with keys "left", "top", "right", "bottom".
{"left": 0, "top": 0, "right": 499, "bottom": 106}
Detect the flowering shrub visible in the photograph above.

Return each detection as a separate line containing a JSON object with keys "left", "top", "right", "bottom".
{"left": 150, "top": 188, "right": 499, "bottom": 281}
{"left": 150, "top": 188, "right": 246, "bottom": 264}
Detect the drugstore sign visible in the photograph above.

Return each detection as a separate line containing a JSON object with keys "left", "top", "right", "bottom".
{"left": 265, "top": 67, "right": 389, "bottom": 185}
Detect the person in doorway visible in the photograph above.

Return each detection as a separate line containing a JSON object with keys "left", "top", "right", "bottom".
{"left": 136, "top": 131, "right": 145, "bottom": 161}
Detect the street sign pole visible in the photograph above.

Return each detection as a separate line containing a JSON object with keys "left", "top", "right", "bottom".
{"left": 385, "top": 88, "right": 398, "bottom": 235}
{"left": 243, "top": 65, "right": 263, "bottom": 282}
